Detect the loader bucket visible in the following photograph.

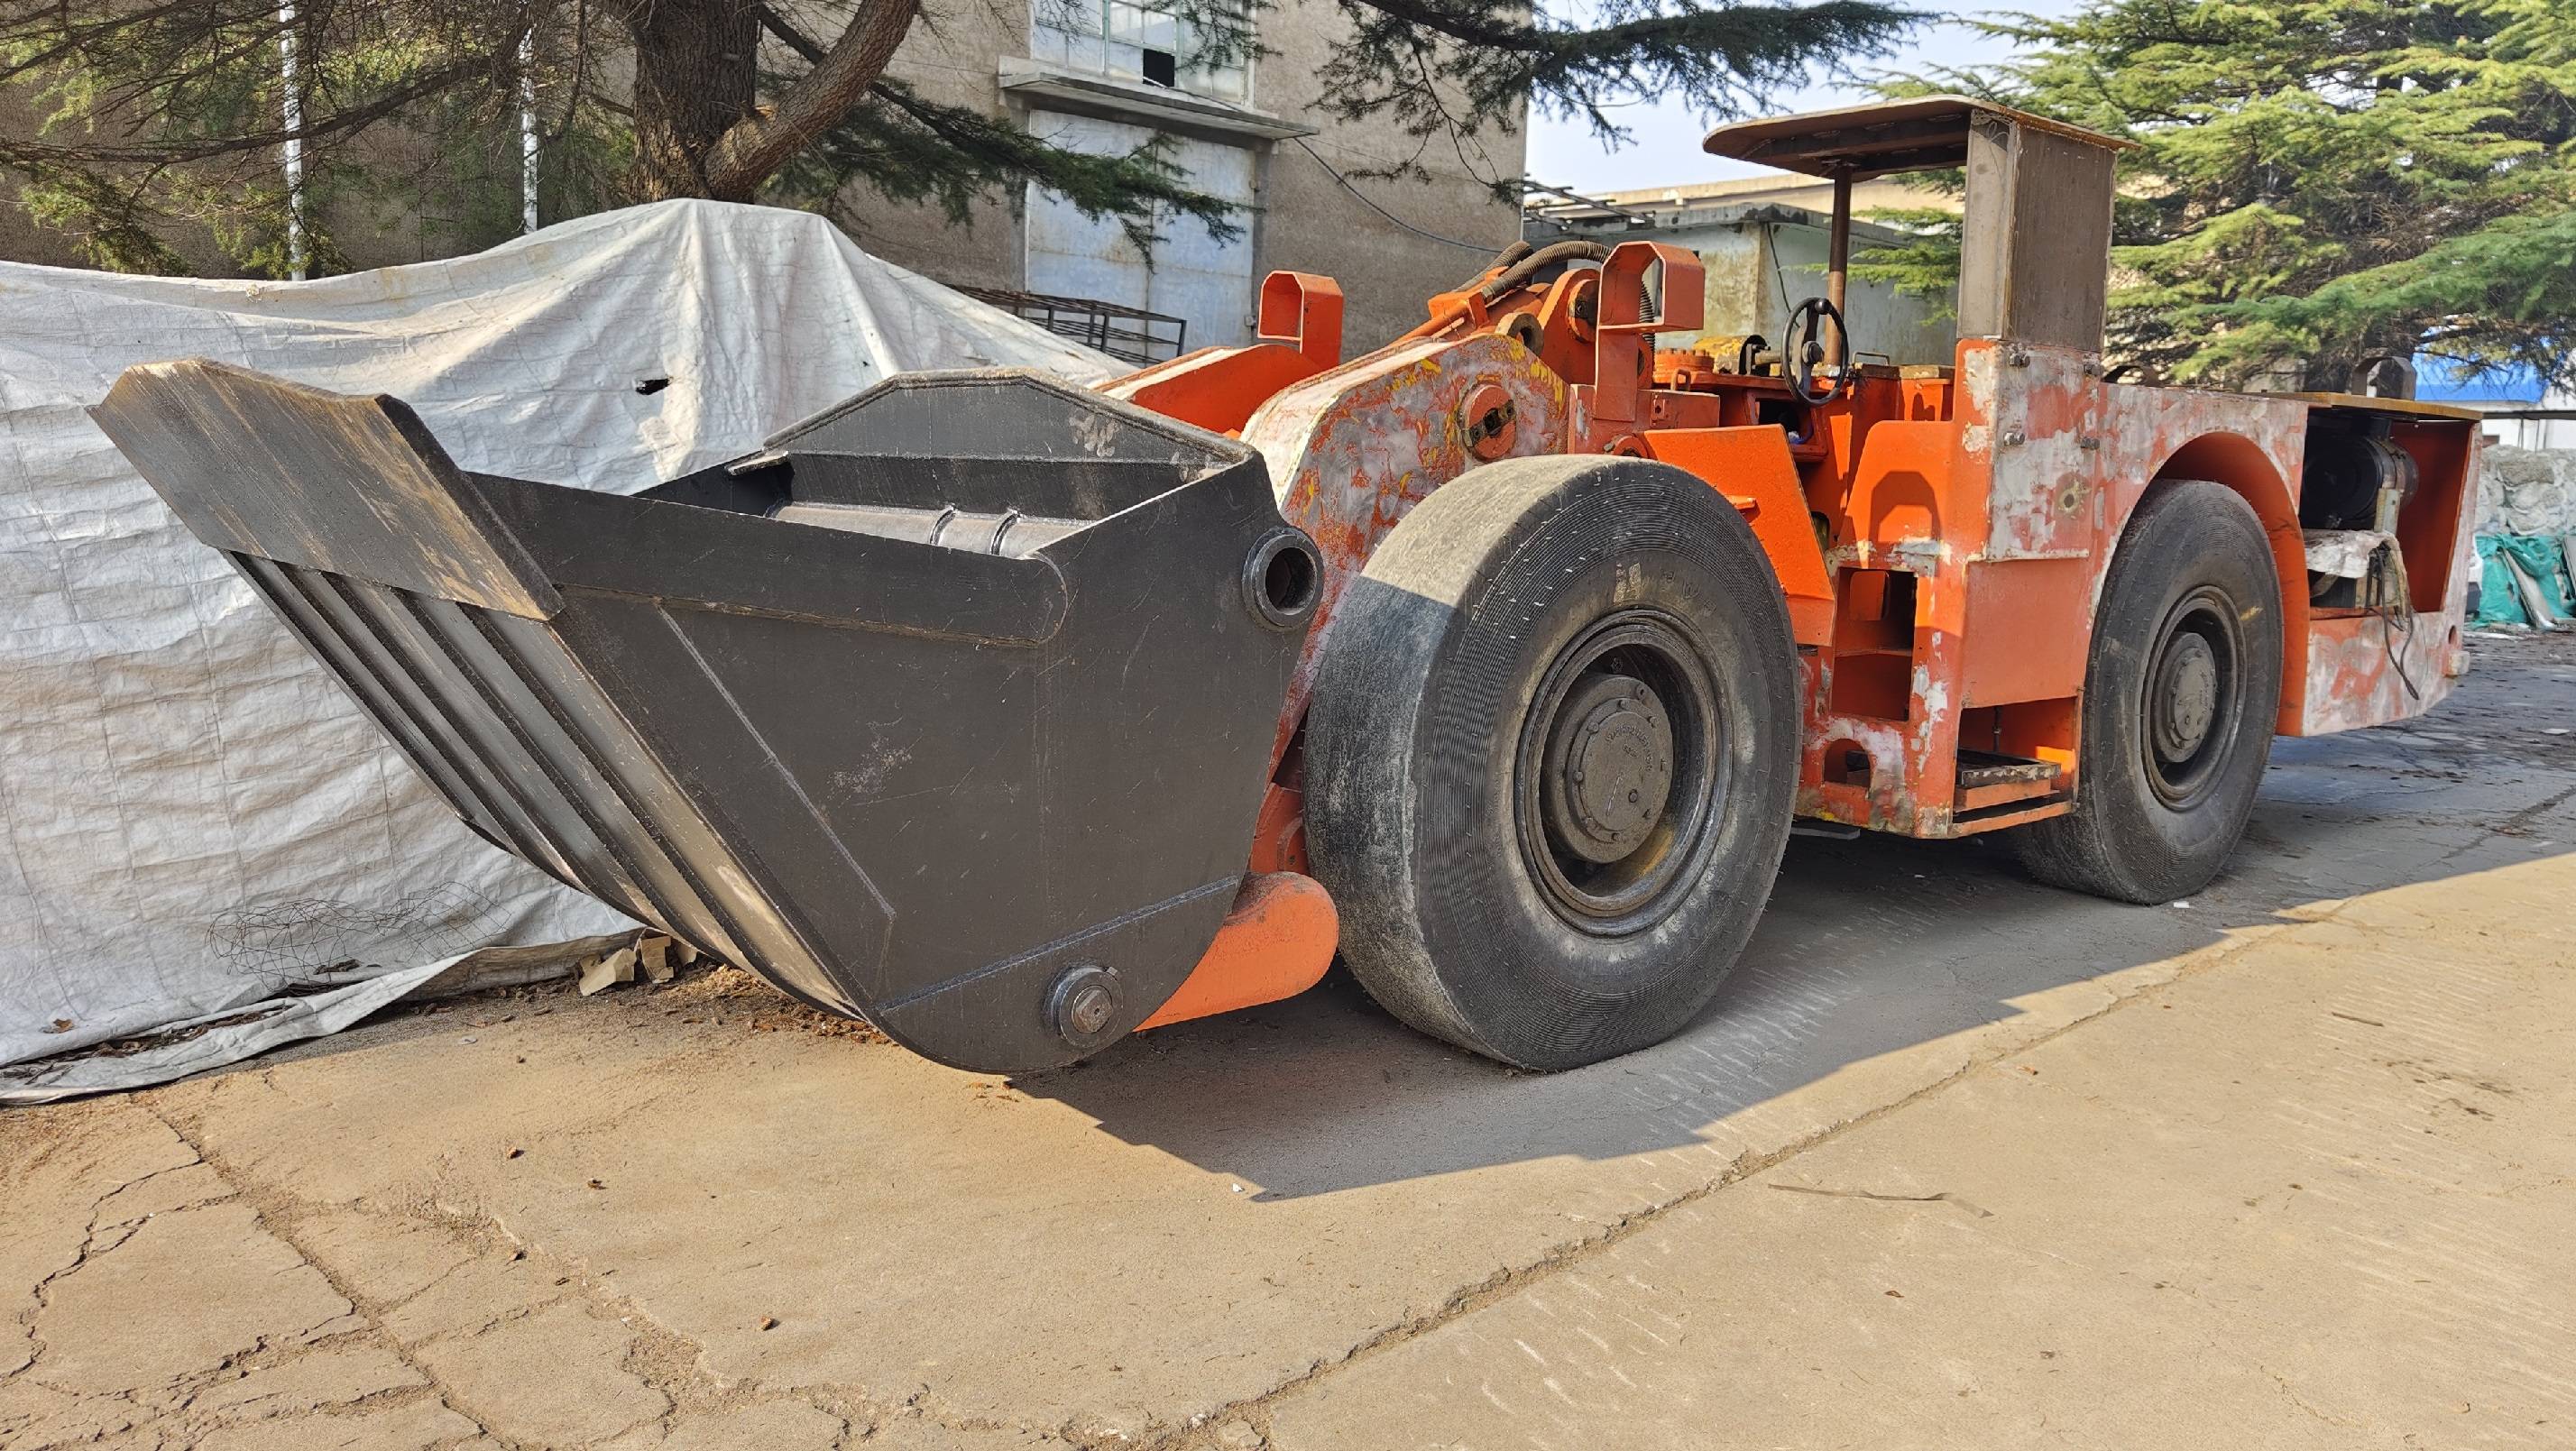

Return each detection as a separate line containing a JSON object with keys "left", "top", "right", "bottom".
{"left": 93, "top": 361, "right": 1322, "bottom": 1073}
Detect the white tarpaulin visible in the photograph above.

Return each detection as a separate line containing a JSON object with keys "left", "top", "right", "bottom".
{"left": 0, "top": 199, "right": 1113, "bottom": 1101}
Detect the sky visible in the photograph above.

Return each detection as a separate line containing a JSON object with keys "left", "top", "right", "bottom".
{"left": 1523, "top": 1, "right": 2091, "bottom": 195}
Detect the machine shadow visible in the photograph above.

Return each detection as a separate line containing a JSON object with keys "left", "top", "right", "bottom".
{"left": 1014, "top": 657, "right": 2576, "bottom": 1200}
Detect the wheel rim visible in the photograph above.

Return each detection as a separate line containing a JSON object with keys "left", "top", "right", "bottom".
{"left": 1513, "top": 611, "right": 1727, "bottom": 934}
{"left": 2139, "top": 583, "right": 2246, "bottom": 809}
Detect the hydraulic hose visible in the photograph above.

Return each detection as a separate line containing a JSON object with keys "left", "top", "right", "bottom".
{"left": 1455, "top": 240, "right": 1534, "bottom": 291}
{"left": 1476, "top": 240, "right": 1611, "bottom": 302}
{"left": 1405, "top": 240, "right": 1615, "bottom": 343}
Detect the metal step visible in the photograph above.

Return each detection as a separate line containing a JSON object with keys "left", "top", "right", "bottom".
{"left": 1955, "top": 749, "right": 2065, "bottom": 812}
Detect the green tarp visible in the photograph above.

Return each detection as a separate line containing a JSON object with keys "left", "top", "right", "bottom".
{"left": 2476, "top": 535, "right": 2576, "bottom": 628}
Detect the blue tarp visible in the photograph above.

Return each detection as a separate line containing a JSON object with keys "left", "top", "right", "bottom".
{"left": 2417, "top": 358, "right": 2545, "bottom": 408}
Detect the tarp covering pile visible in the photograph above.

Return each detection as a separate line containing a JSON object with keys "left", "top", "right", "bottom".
{"left": 1, "top": 200, "right": 1113, "bottom": 1102}
{"left": 2471, "top": 446, "right": 2576, "bottom": 629}
{"left": 2475, "top": 536, "right": 2576, "bottom": 629}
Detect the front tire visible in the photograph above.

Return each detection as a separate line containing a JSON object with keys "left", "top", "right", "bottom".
{"left": 1305, "top": 455, "right": 1800, "bottom": 1070}
{"left": 2016, "top": 479, "right": 2285, "bottom": 903}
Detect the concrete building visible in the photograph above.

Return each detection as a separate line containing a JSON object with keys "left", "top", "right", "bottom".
{"left": 1524, "top": 174, "right": 1958, "bottom": 368}
{"left": 0, "top": 4, "right": 1523, "bottom": 359}
{"left": 846, "top": 0, "right": 1521, "bottom": 358}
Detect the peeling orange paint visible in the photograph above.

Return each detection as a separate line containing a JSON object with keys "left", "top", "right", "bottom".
{"left": 1098, "top": 271, "right": 2481, "bottom": 850}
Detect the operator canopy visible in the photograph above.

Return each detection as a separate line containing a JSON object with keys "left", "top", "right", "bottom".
{"left": 1706, "top": 96, "right": 2135, "bottom": 353}
{"left": 1702, "top": 95, "right": 2132, "bottom": 179}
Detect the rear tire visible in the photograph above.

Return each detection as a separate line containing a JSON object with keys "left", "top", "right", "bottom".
{"left": 2015, "top": 479, "right": 2284, "bottom": 903}
{"left": 1305, "top": 455, "right": 1800, "bottom": 1070}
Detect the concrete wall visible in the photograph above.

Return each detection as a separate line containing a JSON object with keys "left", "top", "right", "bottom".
{"left": 1248, "top": 0, "right": 1521, "bottom": 350}
{"left": 1646, "top": 218, "right": 1953, "bottom": 369}
{"left": 1750, "top": 219, "right": 1954, "bottom": 367}
{"left": 826, "top": 0, "right": 1030, "bottom": 291}
{"left": 1532, "top": 173, "right": 1958, "bottom": 370}
{"left": 837, "top": 0, "right": 1523, "bottom": 352}
{"left": 1578, "top": 174, "right": 1936, "bottom": 225}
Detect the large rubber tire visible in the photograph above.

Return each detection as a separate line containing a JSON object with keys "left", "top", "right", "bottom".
{"left": 1304, "top": 455, "right": 1800, "bottom": 1070}
{"left": 2015, "top": 479, "right": 2285, "bottom": 904}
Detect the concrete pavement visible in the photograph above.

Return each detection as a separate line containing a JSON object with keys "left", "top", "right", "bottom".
{"left": 5, "top": 637, "right": 2573, "bottom": 1450}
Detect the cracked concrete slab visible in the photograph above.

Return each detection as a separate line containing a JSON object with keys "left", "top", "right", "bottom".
{"left": 375, "top": 1251, "right": 564, "bottom": 1348}
{"left": 852, "top": 1417, "right": 1080, "bottom": 1449}
{"left": 410, "top": 1300, "right": 668, "bottom": 1444}
{"left": 602, "top": 1399, "right": 850, "bottom": 1448}
{"left": 190, "top": 1397, "right": 483, "bottom": 1450}
{"left": 190, "top": 1345, "right": 427, "bottom": 1419}
{"left": 4, "top": 637, "right": 2574, "bottom": 1449}
{"left": 32, "top": 1200, "right": 352, "bottom": 1397}
{"left": 131, "top": 875, "right": 2331, "bottom": 1439}
{"left": 3, "top": 1100, "right": 201, "bottom": 1364}
{"left": 92, "top": 1162, "right": 230, "bottom": 1227}
{"left": 0, "top": 1374, "right": 144, "bottom": 1449}
{"left": 292, "top": 1207, "right": 482, "bottom": 1312}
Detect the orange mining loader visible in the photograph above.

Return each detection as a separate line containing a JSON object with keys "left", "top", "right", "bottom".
{"left": 96, "top": 98, "right": 2480, "bottom": 1075}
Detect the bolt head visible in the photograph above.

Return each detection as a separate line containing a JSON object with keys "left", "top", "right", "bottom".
{"left": 1048, "top": 964, "right": 1121, "bottom": 1050}
{"left": 1065, "top": 983, "right": 1114, "bottom": 1037}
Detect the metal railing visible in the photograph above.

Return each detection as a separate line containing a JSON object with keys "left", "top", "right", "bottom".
{"left": 956, "top": 285, "right": 1189, "bottom": 367}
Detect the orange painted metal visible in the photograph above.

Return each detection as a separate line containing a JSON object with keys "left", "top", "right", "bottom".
{"left": 1099, "top": 272, "right": 1345, "bottom": 436}
{"left": 2300, "top": 607, "right": 2467, "bottom": 734}
{"left": 1957, "top": 557, "right": 2091, "bottom": 707}
{"left": 1526, "top": 270, "right": 1600, "bottom": 384}
{"left": 1461, "top": 380, "right": 1519, "bottom": 461}
{"left": 1636, "top": 427, "right": 1835, "bottom": 647}
{"left": 1957, "top": 773, "right": 2060, "bottom": 813}
{"left": 1244, "top": 782, "right": 1310, "bottom": 876}
{"left": 1582, "top": 242, "right": 1706, "bottom": 439}
{"left": 1108, "top": 345, "right": 1332, "bottom": 436}
{"left": 1243, "top": 329, "right": 1573, "bottom": 769}
{"left": 1258, "top": 271, "right": 1344, "bottom": 369}
{"left": 1135, "top": 871, "right": 1339, "bottom": 1031}
{"left": 1082, "top": 257, "right": 2481, "bottom": 1025}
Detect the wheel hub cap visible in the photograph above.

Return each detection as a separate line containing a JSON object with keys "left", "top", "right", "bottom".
{"left": 2152, "top": 633, "right": 2219, "bottom": 763}
{"left": 1542, "top": 674, "right": 1673, "bottom": 863}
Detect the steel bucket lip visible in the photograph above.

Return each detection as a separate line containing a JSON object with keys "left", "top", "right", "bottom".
{"left": 479, "top": 469, "right": 1077, "bottom": 646}
{"left": 758, "top": 366, "right": 1263, "bottom": 470}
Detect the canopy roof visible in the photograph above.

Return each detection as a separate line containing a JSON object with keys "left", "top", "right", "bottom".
{"left": 1703, "top": 96, "right": 2133, "bottom": 180}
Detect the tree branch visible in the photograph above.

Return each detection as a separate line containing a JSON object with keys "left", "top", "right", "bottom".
{"left": 0, "top": 58, "right": 494, "bottom": 168}
{"left": 707, "top": 0, "right": 920, "bottom": 197}
{"left": 757, "top": 4, "right": 829, "bottom": 64}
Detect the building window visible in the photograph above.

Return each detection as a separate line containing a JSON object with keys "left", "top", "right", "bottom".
{"left": 1032, "top": 0, "right": 1253, "bottom": 102}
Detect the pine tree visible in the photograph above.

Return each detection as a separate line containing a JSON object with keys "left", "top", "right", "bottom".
{"left": 1859, "top": 0, "right": 2576, "bottom": 391}
{"left": 0, "top": 0, "right": 1915, "bottom": 277}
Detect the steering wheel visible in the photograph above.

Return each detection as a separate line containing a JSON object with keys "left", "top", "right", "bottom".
{"left": 1782, "top": 295, "right": 1853, "bottom": 406}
